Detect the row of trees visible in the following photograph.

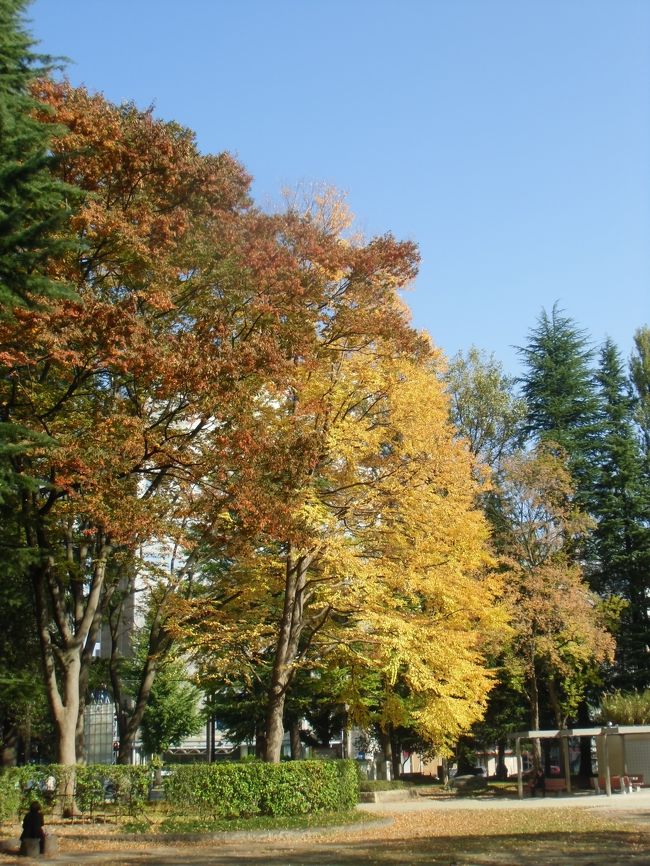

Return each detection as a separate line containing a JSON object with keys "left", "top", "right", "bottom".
{"left": 1, "top": 1, "right": 648, "bottom": 776}
{"left": 0, "top": 0, "right": 502, "bottom": 772}
{"left": 449, "top": 312, "right": 650, "bottom": 770}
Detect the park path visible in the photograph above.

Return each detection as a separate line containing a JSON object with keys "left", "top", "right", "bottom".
{"left": 359, "top": 787, "right": 650, "bottom": 815}
{"left": 1, "top": 792, "right": 650, "bottom": 866}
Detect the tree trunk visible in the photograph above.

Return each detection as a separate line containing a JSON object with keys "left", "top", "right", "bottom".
{"left": 28, "top": 517, "right": 111, "bottom": 811}
{"left": 290, "top": 720, "right": 302, "bottom": 760}
{"left": 264, "top": 547, "right": 313, "bottom": 762}
{"left": 115, "top": 655, "right": 161, "bottom": 765}
{"left": 577, "top": 700, "right": 593, "bottom": 777}
{"left": 53, "top": 649, "right": 82, "bottom": 815}
{"left": 255, "top": 729, "right": 266, "bottom": 758}
{"left": 110, "top": 589, "right": 171, "bottom": 764}
{"left": 528, "top": 641, "right": 542, "bottom": 767}
{"left": 378, "top": 728, "right": 393, "bottom": 779}
{"left": 547, "top": 677, "right": 564, "bottom": 728}
{"left": 389, "top": 726, "right": 401, "bottom": 779}
{"left": 23, "top": 711, "right": 32, "bottom": 765}
{"left": 1, "top": 725, "right": 18, "bottom": 767}
{"left": 496, "top": 739, "right": 508, "bottom": 780}
{"left": 343, "top": 719, "right": 353, "bottom": 759}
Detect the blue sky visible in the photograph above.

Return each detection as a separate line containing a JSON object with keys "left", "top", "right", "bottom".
{"left": 29, "top": 0, "right": 649, "bottom": 375}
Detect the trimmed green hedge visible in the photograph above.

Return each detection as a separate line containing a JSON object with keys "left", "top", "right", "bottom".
{"left": 0, "top": 764, "right": 150, "bottom": 821}
{"left": 74, "top": 764, "right": 150, "bottom": 814}
{"left": 0, "top": 760, "right": 358, "bottom": 824}
{"left": 164, "top": 759, "right": 359, "bottom": 819}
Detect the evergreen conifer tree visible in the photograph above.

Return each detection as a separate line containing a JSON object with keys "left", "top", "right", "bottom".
{"left": 0, "top": 0, "right": 78, "bottom": 311}
{"left": 517, "top": 303, "right": 600, "bottom": 500}
{"left": 630, "top": 326, "right": 650, "bottom": 455}
{"left": 591, "top": 339, "right": 650, "bottom": 689}
{"left": 0, "top": 0, "right": 80, "bottom": 508}
{"left": 518, "top": 306, "right": 606, "bottom": 770}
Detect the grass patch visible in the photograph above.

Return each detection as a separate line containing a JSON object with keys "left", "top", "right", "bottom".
{"left": 123, "top": 809, "right": 380, "bottom": 835}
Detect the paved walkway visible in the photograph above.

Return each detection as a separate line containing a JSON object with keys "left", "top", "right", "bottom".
{"left": 359, "top": 788, "right": 650, "bottom": 815}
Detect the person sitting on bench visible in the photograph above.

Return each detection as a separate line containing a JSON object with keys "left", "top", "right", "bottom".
{"left": 529, "top": 768, "right": 546, "bottom": 796}
{"left": 21, "top": 802, "right": 45, "bottom": 852}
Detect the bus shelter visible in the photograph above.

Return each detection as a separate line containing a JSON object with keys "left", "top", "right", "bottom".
{"left": 509, "top": 725, "right": 650, "bottom": 798}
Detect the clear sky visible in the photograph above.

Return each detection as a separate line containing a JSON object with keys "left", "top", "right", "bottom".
{"left": 28, "top": 0, "right": 649, "bottom": 375}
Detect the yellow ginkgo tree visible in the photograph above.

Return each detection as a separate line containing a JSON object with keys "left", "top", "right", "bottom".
{"left": 182, "top": 300, "right": 506, "bottom": 760}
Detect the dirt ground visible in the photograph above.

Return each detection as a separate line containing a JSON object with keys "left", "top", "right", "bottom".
{"left": 2, "top": 793, "right": 650, "bottom": 866}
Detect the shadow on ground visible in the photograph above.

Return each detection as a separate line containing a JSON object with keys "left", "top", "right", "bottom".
{"left": 2, "top": 828, "right": 649, "bottom": 866}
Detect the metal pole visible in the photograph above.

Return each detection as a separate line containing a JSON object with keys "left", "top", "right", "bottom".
{"left": 561, "top": 735, "right": 572, "bottom": 794}
{"left": 206, "top": 714, "right": 213, "bottom": 764}
{"left": 516, "top": 737, "right": 523, "bottom": 799}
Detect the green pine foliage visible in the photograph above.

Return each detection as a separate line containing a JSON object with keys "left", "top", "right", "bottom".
{"left": 517, "top": 303, "right": 600, "bottom": 496}
{"left": 590, "top": 340, "right": 650, "bottom": 688}
{"left": 630, "top": 326, "right": 650, "bottom": 455}
{"left": 0, "top": 473, "right": 53, "bottom": 762}
{"left": 0, "top": 0, "right": 80, "bottom": 598}
{"left": 0, "top": 0, "right": 78, "bottom": 311}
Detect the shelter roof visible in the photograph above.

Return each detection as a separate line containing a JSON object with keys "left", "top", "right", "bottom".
{"left": 509, "top": 725, "right": 650, "bottom": 739}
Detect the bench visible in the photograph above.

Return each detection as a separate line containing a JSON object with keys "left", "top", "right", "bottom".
{"left": 542, "top": 778, "right": 568, "bottom": 795}
{"left": 594, "top": 774, "right": 645, "bottom": 794}
{"left": 525, "top": 776, "right": 567, "bottom": 796}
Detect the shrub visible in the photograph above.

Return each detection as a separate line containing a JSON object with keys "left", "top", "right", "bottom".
{"left": 0, "top": 764, "right": 150, "bottom": 822}
{"left": 74, "top": 764, "right": 150, "bottom": 815}
{"left": 0, "top": 765, "right": 67, "bottom": 818}
{"left": 0, "top": 771, "right": 21, "bottom": 823}
{"left": 164, "top": 759, "right": 359, "bottom": 819}
{"left": 600, "top": 689, "right": 650, "bottom": 725}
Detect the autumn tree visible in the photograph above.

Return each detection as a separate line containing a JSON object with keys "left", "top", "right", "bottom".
{"left": 331, "top": 357, "right": 504, "bottom": 758}
{"left": 182, "top": 280, "right": 505, "bottom": 763}
{"left": 0, "top": 79, "right": 270, "bottom": 776}
{"left": 1, "top": 70, "right": 506, "bottom": 777}
{"left": 490, "top": 446, "right": 615, "bottom": 758}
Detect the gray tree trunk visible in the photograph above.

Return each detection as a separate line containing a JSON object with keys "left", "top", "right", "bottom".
{"left": 290, "top": 721, "right": 302, "bottom": 760}
{"left": 264, "top": 547, "right": 313, "bottom": 762}
{"left": 29, "top": 516, "right": 111, "bottom": 809}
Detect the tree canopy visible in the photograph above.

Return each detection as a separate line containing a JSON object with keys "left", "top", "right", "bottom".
{"left": 0, "top": 5, "right": 646, "bottom": 777}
